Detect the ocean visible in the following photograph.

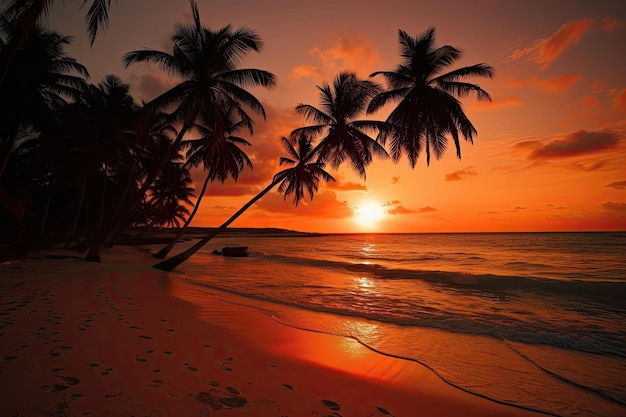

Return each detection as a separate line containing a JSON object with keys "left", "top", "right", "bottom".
{"left": 168, "top": 232, "right": 626, "bottom": 417}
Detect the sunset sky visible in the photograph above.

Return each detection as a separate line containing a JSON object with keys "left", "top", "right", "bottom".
{"left": 47, "top": 0, "right": 626, "bottom": 233}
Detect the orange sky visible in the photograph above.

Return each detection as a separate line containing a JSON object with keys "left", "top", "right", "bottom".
{"left": 47, "top": 0, "right": 626, "bottom": 233}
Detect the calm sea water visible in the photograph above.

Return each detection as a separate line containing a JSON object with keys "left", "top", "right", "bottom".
{"left": 170, "top": 232, "right": 626, "bottom": 417}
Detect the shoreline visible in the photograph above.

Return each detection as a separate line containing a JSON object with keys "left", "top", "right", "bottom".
{"left": 0, "top": 246, "right": 544, "bottom": 416}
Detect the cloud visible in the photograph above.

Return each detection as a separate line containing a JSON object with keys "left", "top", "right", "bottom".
{"left": 254, "top": 190, "right": 353, "bottom": 218}
{"left": 189, "top": 101, "right": 305, "bottom": 197}
{"left": 601, "top": 201, "right": 626, "bottom": 212}
{"left": 288, "top": 31, "right": 380, "bottom": 80}
{"left": 579, "top": 96, "right": 600, "bottom": 109}
{"left": 131, "top": 73, "right": 177, "bottom": 102}
{"left": 613, "top": 89, "right": 626, "bottom": 112}
{"left": 526, "top": 130, "right": 622, "bottom": 160}
{"left": 445, "top": 167, "right": 477, "bottom": 181}
{"left": 326, "top": 181, "right": 367, "bottom": 191}
{"left": 384, "top": 200, "right": 401, "bottom": 207}
{"left": 506, "top": 74, "right": 581, "bottom": 92}
{"left": 387, "top": 205, "right": 436, "bottom": 215}
{"left": 600, "top": 18, "right": 626, "bottom": 31}
{"left": 606, "top": 180, "right": 626, "bottom": 190}
{"left": 388, "top": 205, "right": 417, "bottom": 215}
{"left": 508, "top": 19, "right": 593, "bottom": 69}
{"left": 289, "top": 65, "right": 322, "bottom": 80}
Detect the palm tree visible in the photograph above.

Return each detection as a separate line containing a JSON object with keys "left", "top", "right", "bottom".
{"left": 153, "top": 135, "right": 334, "bottom": 271}
{"left": 152, "top": 106, "right": 254, "bottom": 259}
{"left": 83, "top": 0, "right": 276, "bottom": 262}
{"left": 368, "top": 28, "right": 494, "bottom": 167}
{"left": 0, "top": 25, "right": 88, "bottom": 178}
{"left": 0, "top": 0, "right": 113, "bottom": 88}
{"left": 290, "top": 72, "right": 388, "bottom": 179}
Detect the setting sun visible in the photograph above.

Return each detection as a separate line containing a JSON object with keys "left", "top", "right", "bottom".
{"left": 354, "top": 201, "right": 386, "bottom": 226}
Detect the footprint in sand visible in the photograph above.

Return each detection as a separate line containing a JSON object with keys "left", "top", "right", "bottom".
{"left": 282, "top": 384, "right": 293, "bottom": 390}
{"left": 138, "top": 335, "right": 153, "bottom": 340}
{"left": 322, "top": 399, "right": 340, "bottom": 411}
{"left": 196, "top": 390, "right": 247, "bottom": 411}
{"left": 376, "top": 406, "right": 394, "bottom": 416}
{"left": 219, "top": 357, "right": 233, "bottom": 371}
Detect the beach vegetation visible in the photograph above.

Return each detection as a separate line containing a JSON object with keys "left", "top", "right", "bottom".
{"left": 368, "top": 28, "right": 494, "bottom": 167}
{"left": 0, "top": 3, "right": 492, "bottom": 267}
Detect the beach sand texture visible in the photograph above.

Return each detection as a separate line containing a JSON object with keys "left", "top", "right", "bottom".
{"left": 0, "top": 246, "right": 541, "bottom": 417}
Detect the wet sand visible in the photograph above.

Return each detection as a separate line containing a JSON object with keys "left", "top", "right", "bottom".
{"left": 0, "top": 246, "right": 543, "bottom": 416}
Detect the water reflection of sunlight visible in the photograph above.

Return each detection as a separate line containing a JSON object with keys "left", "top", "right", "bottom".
{"left": 355, "top": 276, "right": 375, "bottom": 290}
{"left": 342, "top": 320, "right": 381, "bottom": 356}
{"left": 361, "top": 243, "right": 376, "bottom": 255}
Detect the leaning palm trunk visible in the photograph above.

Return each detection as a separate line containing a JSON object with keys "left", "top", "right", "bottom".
{"left": 153, "top": 174, "right": 285, "bottom": 271}
{"left": 152, "top": 172, "right": 210, "bottom": 259}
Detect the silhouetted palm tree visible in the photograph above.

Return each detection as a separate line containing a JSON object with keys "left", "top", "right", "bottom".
{"left": 0, "top": 25, "right": 88, "bottom": 178}
{"left": 291, "top": 72, "right": 388, "bottom": 179}
{"left": 368, "top": 28, "right": 494, "bottom": 167}
{"left": 152, "top": 106, "right": 253, "bottom": 259}
{"left": 83, "top": 0, "right": 275, "bottom": 261}
{"left": 0, "top": 0, "right": 113, "bottom": 87}
{"left": 153, "top": 136, "right": 334, "bottom": 271}
{"left": 147, "top": 159, "right": 195, "bottom": 229}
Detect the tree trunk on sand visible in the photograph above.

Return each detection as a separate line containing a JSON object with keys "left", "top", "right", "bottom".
{"left": 153, "top": 175, "right": 283, "bottom": 271}
{"left": 152, "top": 172, "right": 210, "bottom": 259}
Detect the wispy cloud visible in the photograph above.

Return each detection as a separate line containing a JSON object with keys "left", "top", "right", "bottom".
{"left": 288, "top": 31, "right": 380, "bottom": 80}
{"left": 606, "top": 180, "right": 626, "bottom": 190}
{"left": 508, "top": 19, "right": 607, "bottom": 70}
{"left": 613, "top": 89, "right": 626, "bottom": 112}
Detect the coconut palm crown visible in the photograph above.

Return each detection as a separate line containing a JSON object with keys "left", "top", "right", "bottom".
{"left": 291, "top": 72, "right": 388, "bottom": 179}
{"left": 368, "top": 27, "right": 494, "bottom": 167}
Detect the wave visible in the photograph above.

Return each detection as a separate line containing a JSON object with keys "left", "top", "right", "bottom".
{"left": 262, "top": 253, "right": 626, "bottom": 304}
{"left": 183, "top": 276, "right": 626, "bottom": 358}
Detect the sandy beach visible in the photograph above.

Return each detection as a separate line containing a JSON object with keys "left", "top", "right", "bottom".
{"left": 0, "top": 245, "right": 544, "bottom": 417}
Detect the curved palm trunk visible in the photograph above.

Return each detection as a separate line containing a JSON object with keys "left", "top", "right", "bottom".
{"left": 153, "top": 175, "right": 284, "bottom": 271}
{"left": 152, "top": 172, "right": 210, "bottom": 259}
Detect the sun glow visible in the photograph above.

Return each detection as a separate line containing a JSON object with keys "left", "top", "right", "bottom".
{"left": 354, "top": 201, "right": 386, "bottom": 227}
